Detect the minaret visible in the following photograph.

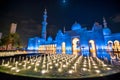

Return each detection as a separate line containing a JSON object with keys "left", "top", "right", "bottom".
{"left": 41, "top": 9, "right": 48, "bottom": 40}
{"left": 103, "top": 17, "right": 107, "bottom": 28}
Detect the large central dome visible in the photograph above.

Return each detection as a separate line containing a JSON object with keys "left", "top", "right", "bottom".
{"left": 71, "top": 22, "right": 82, "bottom": 30}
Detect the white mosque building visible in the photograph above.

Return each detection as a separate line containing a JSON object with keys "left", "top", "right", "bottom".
{"left": 27, "top": 9, "right": 120, "bottom": 60}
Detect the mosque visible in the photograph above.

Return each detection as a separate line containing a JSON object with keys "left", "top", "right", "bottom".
{"left": 27, "top": 9, "right": 120, "bottom": 59}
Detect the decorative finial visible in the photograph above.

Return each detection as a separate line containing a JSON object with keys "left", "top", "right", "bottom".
{"left": 75, "top": 21, "right": 77, "bottom": 24}
{"left": 103, "top": 17, "right": 107, "bottom": 28}
{"left": 44, "top": 8, "right": 47, "bottom": 14}
{"left": 63, "top": 26, "right": 66, "bottom": 33}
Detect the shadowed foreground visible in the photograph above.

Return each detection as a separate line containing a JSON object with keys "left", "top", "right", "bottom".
{"left": 0, "top": 72, "right": 120, "bottom": 80}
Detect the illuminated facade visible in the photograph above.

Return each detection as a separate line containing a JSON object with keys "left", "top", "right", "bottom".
{"left": 27, "top": 9, "right": 120, "bottom": 59}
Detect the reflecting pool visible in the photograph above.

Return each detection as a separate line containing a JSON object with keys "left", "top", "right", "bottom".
{"left": 0, "top": 52, "right": 120, "bottom": 79}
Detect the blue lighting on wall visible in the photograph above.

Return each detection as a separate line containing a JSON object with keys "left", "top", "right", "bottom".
{"left": 27, "top": 9, "right": 120, "bottom": 61}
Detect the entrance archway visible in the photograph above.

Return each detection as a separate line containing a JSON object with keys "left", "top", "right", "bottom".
{"left": 107, "top": 41, "right": 113, "bottom": 52}
{"left": 89, "top": 40, "right": 96, "bottom": 57}
{"left": 114, "top": 40, "right": 120, "bottom": 52}
{"left": 72, "top": 38, "right": 80, "bottom": 55}
{"left": 62, "top": 42, "right": 66, "bottom": 54}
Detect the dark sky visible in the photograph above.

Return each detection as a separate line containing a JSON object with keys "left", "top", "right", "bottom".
{"left": 0, "top": 0, "right": 120, "bottom": 46}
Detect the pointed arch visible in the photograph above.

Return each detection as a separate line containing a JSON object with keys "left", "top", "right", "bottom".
{"left": 107, "top": 40, "right": 113, "bottom": 52}
{"left": 114, "top": 40, "right": 119, "bottom": 46}
{"left": 72, "top": 38, "right": 80, "bottom": 55}
{"left": 62, "top": 42, "right": 66, "bottom": 54}
{"left": 89, "top": 40, "right": 96, "bottom": 57}
{"left": 114, "top": 40, "right": 120, "bottom": 52}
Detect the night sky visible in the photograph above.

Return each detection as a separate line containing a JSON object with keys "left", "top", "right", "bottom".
{"left": 0, "top": 0, "right": 120, "bottom": 46}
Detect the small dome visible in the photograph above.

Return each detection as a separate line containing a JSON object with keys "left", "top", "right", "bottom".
{"left": 57, "top": 30, "right": 63, "bottom": 36}
{"left": 103, "top": 27, "right": 111, "bottom": 36}
{"left": 47, "top": 36, "right": 53, "bottom": 42}
{"left": 71, "top": 22, "right": 81, "bottom": 30}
